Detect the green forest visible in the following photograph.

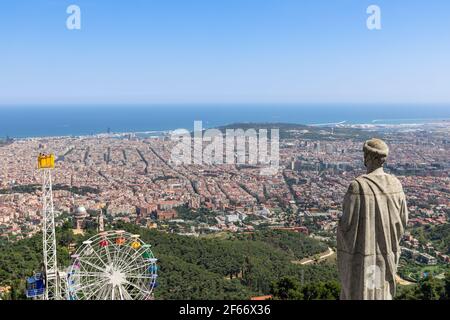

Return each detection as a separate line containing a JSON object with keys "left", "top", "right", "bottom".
{"left": 0, "top": 222, "right": 338, "bottom": 300}
{"left": 0, "top": 184, "right": 99, "bottom": 196}
{"left": 1, "top": 222, "right": 448, "bottom": 300}
{"left": 411, "top": 224, "right": 450, "bottom": 254}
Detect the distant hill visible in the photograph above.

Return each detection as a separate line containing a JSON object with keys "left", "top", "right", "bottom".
{"left": 218, "top": 122, "right": 310, "bottom": 130}
{"left": 215, "top": 122, "right": 380, "bottom": 141}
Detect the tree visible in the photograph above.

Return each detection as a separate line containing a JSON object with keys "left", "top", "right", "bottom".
{"left": 300, "top": 281, "right": 340, "bottom": 300}
{"left": 10, "top": 280, "right": 21, "bottom": 300}
{"left": 271, "top": 276, "right": 303, "bottom": 300}
{"left": 443, "top": 273, "right": 450, "bottom": 300}
{"left": 271, "top": 277, "right": 340, "bottom": 300}
{"left": 418, "top": 276, "right": 444, "bottom": 300}
{"left": 395, "top": 285, "right": 419, "bottom": 300}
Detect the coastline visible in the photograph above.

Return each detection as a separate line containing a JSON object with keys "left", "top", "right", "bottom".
{"left": 3, "top": 118, "right": 449, "bottom": 141}
{"left": 1, "top": 104, "right": 449, "bottom": 140}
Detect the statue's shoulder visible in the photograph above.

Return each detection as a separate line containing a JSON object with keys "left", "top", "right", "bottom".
{"left": 385, "top": 173, "right": 403, "bottom": 185}
{"left": 347, "top": 179, "right": 362, "bottom": 194}
{"left": 350, "top": 176, "right": 375, "bottom": 194}
{"left": 357, "top": 173, "right": 404, "bottom": 194}
{"left": 384, "top": 173, "right": 405, "bottom": 192}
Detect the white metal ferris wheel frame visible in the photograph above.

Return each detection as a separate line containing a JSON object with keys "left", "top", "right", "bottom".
{"left": 66, "top": 230, "right": 158, "bottom": 300}
{"left": 41, "top": 168, "right": 60, "bottom": 300}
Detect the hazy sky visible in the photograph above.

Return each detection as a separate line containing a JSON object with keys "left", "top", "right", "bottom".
{"left": 1, "top": 0, "right": 450, "bottom": 104}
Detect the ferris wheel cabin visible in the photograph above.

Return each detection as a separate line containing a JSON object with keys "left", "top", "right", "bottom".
{"left": 25, "top": 273, "right": 45, "bottom": 298}
{"left": 37, "top": 154, "right": 55, "bottom": 169}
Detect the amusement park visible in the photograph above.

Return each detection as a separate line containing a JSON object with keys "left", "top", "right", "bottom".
{"left": 25, "top": 154, "right": 159, "bottom": 300}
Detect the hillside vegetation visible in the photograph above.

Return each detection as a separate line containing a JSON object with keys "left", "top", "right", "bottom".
{"left": 0, "top": 222, "right": 337, "bottom": 300}
{"left": 411, "top": 224, "right": 450, "bottom": 254}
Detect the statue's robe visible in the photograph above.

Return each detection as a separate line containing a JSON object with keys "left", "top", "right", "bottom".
{"left": 337, "top": 172, "right": 408, "bottom": 300}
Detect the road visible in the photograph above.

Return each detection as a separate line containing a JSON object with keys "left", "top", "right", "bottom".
{"left": 291, "top": 247, "right": 335, "bottom": 265}
{"left": 395, "top": 275, "right": 416, "bottom": 286}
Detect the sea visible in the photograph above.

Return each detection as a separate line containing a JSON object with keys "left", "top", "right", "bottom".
{"left": 0, "top": 104, "right": 449, "bottom": 138}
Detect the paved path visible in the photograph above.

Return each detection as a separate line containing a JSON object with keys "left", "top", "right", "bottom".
{"left": 395, "top": 275, "right": 416, "bottom": 286}
{"left": 291, "top": 247, "right": 335, "bottom": 265}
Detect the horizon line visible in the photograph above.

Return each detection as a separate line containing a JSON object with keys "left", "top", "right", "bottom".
{"left": 1, "top": 102, "right": 450, "bottom": 108}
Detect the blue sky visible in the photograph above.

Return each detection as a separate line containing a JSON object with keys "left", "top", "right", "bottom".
{"left": 1, "top": 0, "right": 450, "bottom": 105}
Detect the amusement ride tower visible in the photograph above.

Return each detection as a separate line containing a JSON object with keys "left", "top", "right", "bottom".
{"left": 26, "top": 154, "right": 158, "bottom": 300}
{"left": 38, "top": 154, "right": 60, "bottom": 300}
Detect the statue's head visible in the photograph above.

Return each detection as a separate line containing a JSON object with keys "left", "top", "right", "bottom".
{"left": 363, "top": 138, "right": 389, "bottom": 172}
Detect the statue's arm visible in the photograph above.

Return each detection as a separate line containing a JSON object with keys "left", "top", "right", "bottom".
{"left": 339, "top": 181, "right": 360, "bottom": 233}
{"left": 400, "top": 193, "right": 409, "bottom": 230}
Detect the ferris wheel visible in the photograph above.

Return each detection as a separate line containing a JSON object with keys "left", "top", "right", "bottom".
{"left": 66, "top": 230, "right": 158, "bottom": 300}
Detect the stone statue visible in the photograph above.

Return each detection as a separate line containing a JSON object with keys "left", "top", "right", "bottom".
{"left": 337, "top": 138, "right": 408, "bottom": 300}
